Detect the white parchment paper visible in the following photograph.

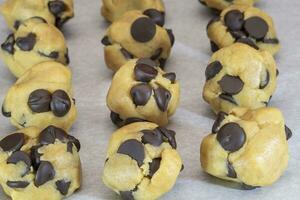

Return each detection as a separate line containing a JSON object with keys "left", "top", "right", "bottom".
{"left": 0, "top": 0, "right": 299, "bottom": 199}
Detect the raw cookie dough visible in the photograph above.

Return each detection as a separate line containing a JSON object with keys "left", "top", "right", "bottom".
{"left": 202, "top": 43, "right": 277, "bottom": 114}
{"left": 101, "top": 10, "right": 174, "bottom": 72}
{"left": 207, "top": 5, "right": 280, "bottom": 55}
{"left": 101, "top": 0, "right": 165, "bottom": 23}
{"left": 199, "top": 0, "right": 258, "bottom": 11}
{"left": 0, "top": 17, "right": 69, "bottom": 78}
{"left": 107, "top": 58, "right": 180, "bottom": 127}
{"left": 102, "top": 122, "right": 183, "bottom": 200}
{"left": 2, "top": 61, "right": 77, "bottom": 130}
{"left": 0, "top": 126, "right": 81, "bottom": 200}
{"left": 0, "top": 0, "right": 74, "bottom": 31}
{"left": 200, "top": 107, "right": 291, "bottom": 189}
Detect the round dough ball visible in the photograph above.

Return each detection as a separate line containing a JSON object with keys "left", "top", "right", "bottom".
{"left": 2, "top": 61, "right": 77, "bottom": 131}
{"left": 107, "top": 59, "right": 180, "bottom": 127}
{"left": 102, "top": 122, "right": 183, "bottom": 200}
{"left": 101, "top": 10, "right": 174, "bottom": 72}
{"left": 0, "top": 0, "right": 74, "bottom": 32}
{"left": 200, "top": 107, "right": 291, "bottom": 188}
{"left": 202, "top": 43, "right": 277, "bottom": 114}
{"left": 0, "top": 126, "right": 81, "bottom": 200}
{"left": 0, "top": 17, "right": 69, "bottom": 78}
{"left": 199, "top": 0, "right": 258, "bottom": 11}
{"left": 101, "top": 0, "right": 165, "bottom": 23}
{"left": 207, "top": 5, "right": 280, "bottom": 55}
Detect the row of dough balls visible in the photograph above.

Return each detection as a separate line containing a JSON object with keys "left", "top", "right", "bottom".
{"left": 0, "top": 1, "right": 82, "bottom": 200}
{"left": 200, "top": 0, "right": 292, "bottom": 191}
{"left": 101, "top": 0, "right": 184, "bottom": 199}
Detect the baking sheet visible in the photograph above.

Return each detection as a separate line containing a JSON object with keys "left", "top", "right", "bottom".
{"left": 0, "top": 0, "right": 299, "bottom": 199}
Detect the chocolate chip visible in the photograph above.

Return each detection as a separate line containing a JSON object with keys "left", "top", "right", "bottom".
{"left": 154, "top": 86, "right": 171, "bottom": 112}
{"left": 244, "top": 17, "right": 268, "bottom": 40}
{"left": 219, "top": 75, "right": 244, "bottom": 95}
{"left": 212, "top": 112, "right": 227, "bottom": 133}
{"left": 163, "top": 73, "right": 176, "bottom": 83}
{"left": 30, "top": 145, "right": 42, "bottom": 171}
{"left": 217, "top": 123, "right": 246, "bottom": 152}
{"left": 35, "top": 161, "right": 55, "bottom": 187}
{"left": 50, "top": 90, "right": 71, "bottom": 117}
{"left": 125, "top": 118, "right": 146, "bottom": 125}
{"left": 48, "top": 0, "right": 67, "bottom": 16}
{"left": 130, "top": 84, "right": 152, "bottom": 106}
{"left": 230, "top": 30, "right": 247, "bottom": 40}
{"left": 65, "top": 49, "right": 70, "bottom": 64}
{"left": 259, "top": 70, "right": 270, "bottom": 89}
{"left": 1, "top": 105, "right": 11, "bottom": 117}
{"left": 262, "top": 38, "right": 279, "bottom": 44}
{"left": 55, "top": 16, "right": 71, "bottom": 27}
{"left": 143, "top": 9, "right": 165, "bottom": 26}
{"left": 227, "top": 161, "right": 237, "bottom": 178}
{"left": 0, "top": 133, "right": 24, "bottom": 152}
{"left": 242, "top": 183, "right": 260, "bottom": 190}
{"left": 28, "top": 89, "right": 52, "bottom": 113}
{"left": 205, "top": 61, "right": 223, "bottom": 80}
{"left": 110, "top": 111, "right": 123, "bottom": 127}
{"left": 148, "top": 158, "right": 161, "bottom": 178}
{"left": 38, "top": 51, "right": 59, "bottom": 59}
{"left": 224, "top": 10, "right": 244, "bottom": 31}
{"left": 39, "top": 125, "right": 66, "bottom": 145}
{"left": 158, "top": 58, "right": 167, "bottom": 68}
{"left": 101, "top": 36, "right": 111, "bottom": 46}
{"left": 150, "top": 48, "right": 162, "bottom": 60}
{"left": 7, "top": 151, "right": 31, "bottom": 167}
{"left": 237, "top": 38, "right": 259, "bottom": 50}
{"left": 207, "top": 16, "right": 220, "bottom": 30}
{"left": 158, "top": 127, "right": 177, "bottom": 149}
{"left": 121, "top": 48, "right": 134, "bottom": 59}
{"left": 16, "top": 33, "right": 36, "bottom": 51}
{"left": 131, "top": 17, "right": 156, "bottom": 43}
{"left": 134, "top": 63, "right": 158, "bottom": 82}
{"left": 285, "top": 125, "right": 292, "bottom": 140}
{"left": 120, "top": 191, "right": 134, "bottom": 200}
{"left": 210, "top": 41, "right": 219, "bottom": 52}
{"left": 67, "top": 142, "right": 73, "bottom": 153}
{"left": 166, "top": 29, "right": 175, "bottom": 46}
{"left": 7, "top": 181, "right": 29, "bottom": 188}
{"left": 14, "top": 20, "right": 21, "bottom": 30}
{"left": 137, "top": 58, "right": 156, "bottom": 67}
{"left": 141, "top": 129, "right": 164, "bottom": 146}
{"left": 1, "top": 34, "right": 15, "bottom": 54}
{"left": 117, "top": 139, "right": 145, "bottom": 167}
{"left": 56, "top": 180, "right": 71, "bottom": 195}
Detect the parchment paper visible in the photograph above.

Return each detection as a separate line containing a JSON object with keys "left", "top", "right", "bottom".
{"left": 0, "top": 0, "right": 299, "bottom": 199}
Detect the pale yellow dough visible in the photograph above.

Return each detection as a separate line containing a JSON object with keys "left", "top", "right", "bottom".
{"left": 200, "top": 0, "right": 258, "bottom": 11}
{"left": 2, "top": 61, "right": 77, "bottom": 130}
{"left": 102, "top": 122, "right": 182, "bottom": 200}
{"left": 200, "top": 107, "right": 290, "bottom": 187}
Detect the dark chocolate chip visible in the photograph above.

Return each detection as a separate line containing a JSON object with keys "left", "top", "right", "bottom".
{"left": 154, "top": 86, "right": 171, "bottom": 112}
{"left": 227, "top": 161, "right": 237, "bottom": 178}
{"left": 56, "top": 180, "right": 71, "bottom": 195}
{"left": 55, "top": 16, "right": 71, "bottom": 27}
{"left": 158, "top": 127, "right": 177, "bottom": 149}
{"left": 0, "top": 133, "right": 24, "bottom": 152}
{"left": 137, "top": 58, "right": 156, "bottom": 67}
{"left": 16, "top": 33, "right": 36, "bottom": 51}
{"left": 101, "top": 36, "right": 111, "bottom": 46}
{"left": 125, "top": 118, "right": 146, "bottom": 125}
{"left": 148, "top": 158, "right": 161, "bottom": 178}
{"left": 130, "top": 83, "right": 152, "bottom": 106}
{"left": 110, "top": 111, "right": 124, "bottom": 127}
{"left": 205, "top": 61, "right": 223, "bottom": 81}
{"left": 48, "top": 0, "right": 67, "bottom": 16}
{"left": 14, "top": 20, "right": 21, "bottom": 30}
{"left": 212, "top": 112, "right": 227, "bottom": 133}
{"left": 1, "top": 105, "right": 11, "bottom": 117}
{"left": 67, "top": 142, "right": 73, "bottom": 153}
{"left": 30, "top": 145, "right": 42, "bottom": 171}
{"left": 121, "top": 48, "right": 134, "bottom": 59}
{"left": 237, "top": 38, "right": 259, "bottom": 50}
{"left": 150, "top": 48, "right": 163, "bottom": 60}
{"left": 50, "top": 90, "right": 71, "bottom": 117}
{"left": 218, "top": 75, "right": 244, "bottom": 95}
{"left": 7, "top": 181, "right": 29, "bottom": 188}
{"left": 65, "top": 48, "right": 70, "bottom": 64}
{"left": 1, "top": 34, "right": 15, "bottom": 54}
{"left": 120, "top": 191, "right": 134, "bottom": 200}
{"left": 7, "top": 151, "right": 31, "bottom": 167}
{"left": 224, "top": 10, "right": 244, "bottom": 31}
{"left": 141, "top": 129, "right": 164, "bottom": 146}
{"left": 210, "top": 41, "right": 219, "bottom": 52}
{"left": 117, "top": 139, "right": 145, "bottom": 167}
{"left": 262, "top": 38, "right": 279, "bottom": 44}
{"left": 134, "top": 63, "right": 158, "bottom": 82}
{"left": 217, "top": 123, "right": 246, "bottom": 152}
{"left": 166, "top": 29, "right": 175, "bottom": 46}
{"left": 230, "top": 30, "right": 247, "bottom": 40}
{"left": 38, "top": 51, "right": 59, "bottom": 59}
{"left": 131, "top": 17, "right": 156, "bottom": 43}
{"left": 259, "top": 70, "right": 270, "bottom": 89}
{"left": 244, "top": 17, "right": 268, "bottom": 40}
{"left": 35, "top": 161, "right": 55, "bottom": 187}
{"left": 163, "top": 73, "right": 176, "bottom": 83}
{"left": 143, "top": 9, "right": 165, "bottom": 26}
{"left": 285, "top": 125, "right": 292, "bottom": 140}
{"left": 158, "top": 58, "right": 167, "bottom": 68}
{"left": 207, "top": 16, "right": 220, "bottom": 30}
{"left": 39, "top": 125, "right": 67, "bottom": 145}
{"left": 28, "top": 89, "right": 52, "bottom": 113}
{"left": 242, "top": 183, "right": 260, "bottom": 190}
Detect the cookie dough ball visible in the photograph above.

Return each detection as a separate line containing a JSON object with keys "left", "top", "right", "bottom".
{"left": 101, "top": 0, "right": 165, "bottom": 23}
{"left": 0, "top": 17, "right": 69, "bottom": 78}
{"left": 203, "top": 43, "right": 277, "bottom": 114}
{"left": 199, "top": 0, "right": 258, "bottom": 11}
{"left": 101, "top": 10, "right": 174, "bottom": 72}
{"left": 200, "top": 107, "right": 291, "bottom": 188}
{"left": 0, "top": 126, "right": 81, "bottom": 200}
{"left": 0, "top": 0, "right": 74, "bottom": 32}
{"left": 102, "top": 122, "right": 182, "bottom": 200}
{"left": 207, "top": 5, "right": 280, "bottom": 55}
{"left": 2, "top": 61, "right": 77, "bottom": 130}
{"left": 107, "top": 59, "right": 180, "bottom": 127}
